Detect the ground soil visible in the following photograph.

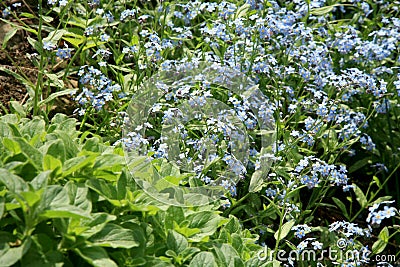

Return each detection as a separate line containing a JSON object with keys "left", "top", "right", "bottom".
{"left": 0, "top": 20, "right": 34, "bottom": 115}
{"left": 0, "top": 19, "right": 76, "bottom": 117}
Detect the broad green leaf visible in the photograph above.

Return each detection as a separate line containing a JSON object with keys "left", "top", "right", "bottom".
{"left": 86, "top": 178, "right": 118, "bottom": 201}
{"left": 65, "top": 182, "right": 92, "bottom": 213}
{"left": 352, "top": 184, "right": 367, "bottom": 208}
{"left": 2, "top": 137, "right": 22, "bottom": 154}
{"left": 165, "top": 206, "right": 185, "bottom": 230}
{"left": 174, "top": 222, "right": 201, "bottom": 238}
{"left": 0, "top": 237, "right": 31, "bottom": 266}
{"left": 187, "top": 211, "right": 222, "bottom": 236}
{"left": 44, "top": 73, "right": 64, "bottom": 88}
{"left": 27, "top": 36, "right": 42, "bottom": 53}
{"left": 39, "top": 88, "right": 77, "bottom": 106}
{"left": 310, "top": 5, "right": 335, "bottom": 16}
{"left": 62, "top": 36, "right": 85, "bottom": 47}
{"left": 39, "top": 185, "right": 90, "bottom": 219}
{"left": 20, "top": 117, "right": 45, "bottom": 138}
{"left": 75, "top": 246, "right": 118, "bottom": 267}
{"left": 10, "top": 101, "right": 26, "bottom": 118}
{"left": 160, "top": 161, "right": 180, "bottom": 177}
{"left": 274, "top": 220, "right": 295, "bottom": 241}
{"left": 30, "top": 171, "right": 51, "bottom": 190}
{"left": 20, "top": 190, "right": 42, "bottom": 208}
{"left": 332, "top": 197, "right": 349, "bottom": 219}
{"left": 88, "top": 223, "right": 140, "bottom": 249}
{"left": 190, "top": 252, "right": 217, "bottom": 267}
{"left": 40, "top": 139, "right": 66, "bottom": 163}
{"left": 20, "top": 234, "right": 64, "bottom": 267}
{"left": 223, "top": 216, "right": 241, "bottom": 234}
{"left": 1, "top": 27, "right": 18, "bottom": 49}
{"left": 93, "top": 154, "right": 124, "bottom": 170}
{"left": 47, "top": 131, "right": 79, "bottom": 160}
{"left": 63, "top": 155, "right": 97, "bottom": 176}
{"left": 12, "top": 137, "right": 43, "bottom": 170}
{"left": 40, "top": 207, "right": 91, "bottom": 220}
{"left": 42, "top": 16, "right": 53, "bottom": 23}
{"left": 49, "top": 114, "right": 78, "bottom": 136}
{"left": 249, "top": 171, "right": 264, "bottom": 192}
{"left": 0, "top": 122, "right": 12, "bottom": 137}
{"left": 235, "top": 3, "right": 250, "bottom": 19}
{"left": 43, "top": 154, "right": 62, "bottom": 175}
{"left": 69, "top": 212, "right": 116, "bottom": 237}
{"left": 43, "top": 29, "right": 67, "bottom": 43}
{"left": 117, "top": 171, "right": 127, "bottom": 200}
{"left": 372, "top": 227, "right": 389, "bottom": 254}
{"left": 167, "top": 230, "right": 188, "bottom": 254}
{"left": 213, "top": 243, "right": 243, "bottom": 267}
{"left": 0, "top": 168, "right": 28, "bottom": 193}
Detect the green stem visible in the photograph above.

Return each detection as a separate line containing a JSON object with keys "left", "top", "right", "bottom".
{"left": 34, "top": 0, "right": 44, "bottom": 116}
{"left": 350, "top": 161, "right": 400, "bottom": 222}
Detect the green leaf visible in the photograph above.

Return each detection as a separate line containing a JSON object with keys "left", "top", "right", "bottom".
{"left": 43, "top": 29, "right": 67, "bottom": 43}
{"left": 20, "top": 117, "right": 45, "bottom": 138}
{"left": 349, "top": 158, "right": 370, "bottom": 173}
{"left": 165, "top": 206, "right": 185, "bottom": 230}
{"left": 39, "top": 88, "right": 77, "bottom": 106}
{"left": 30, "top": 171, "right": 51, "bottom": 190}
{"left": 40, "top": 139, "right": 66, "bottom": 163}
{"left": 19, "top": 12, "right": 36, "bottom": 19}
{"left": 42, "top": 16, "right": 54, "bottom": 23}
{"left": 86, "top": 178, "right": 118, "bottom": 201}
{"left": 20, "top": 234, "right": 64, "bottom": 267}
{"left": 223, "top": 216, "right": 241, "bottom": 234}
{"left": 352, "top": 184, "right": 367, "bottom": 208}
{"left": 0, "top": 168, "right": 28, "bottom": 193}
{"left": 10, "top": 101, "right": 26, "bottom": 118}
{"left": 27, "top": 36, "right": 42, "bottom": 54}
{"left": 43, "top": 154, "right": 62, "bottom": 174}
{"left": 44, "top": 73, "right": 64, "bottom": 88}
{"left": 2, "top": 27, "right": 18, "bottom": 49}
{"left": 190, "top": 252, "right": 217, "bottom": 267}
{"left": 3, "top": 137, "right": 21, "bottom": 154}
{"left": 167, "top": 230, "right": 188, "bottom": 254}
{"left": 78, "top": 213, "right": 116, "bottom": 237}
{"left": 372, "top": 227, "right": 389, "bottom": 254}
{"left": 62, "top": 36, "right": 85, "bottom": 47}
{"left": 213, "top": 243, "right": 243, "bottom": 267}
{"left": 0, "top": 197, "right": 4, "bottom": 219}
{"left": 88, "top": 223, "right": 140, "bottom": 249}
{"left": 310, "top": 5, "right": 335, "bottom": 16}
{"left": 39, "top": 185, "right": 90, "bottom": 219}
{"left": 65, "top": 182, "right": 92, "bottom": 212}
{"left": 332, "top": 197, "right": 349, "bottom": 219}
{"left": 274, "top": 220, "right": 295, "bottom": 241}
{"left": 235, "top": 3, "right": 250, "bottom": 19}
{"left": 0, "top": 237, "right": 31, "bottom": 266}
{"left": 186, "top": 211, "right": 221, "bottom": 237}
{"left": 63, "top": 155, "right": 97, "bottom": 176}
{"left": 75, "top": 246, "right": 118, "bottom": 267}
{"left": 12, "top": 137, "right": 43, "bottom": 170}
{"left": 249, "top": 171, "right": 264, "bottom": 192}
